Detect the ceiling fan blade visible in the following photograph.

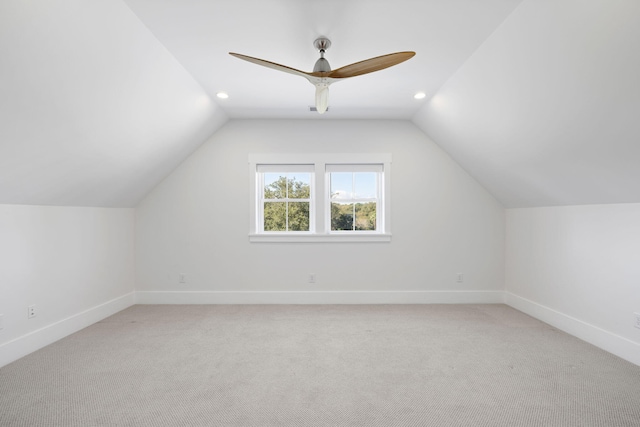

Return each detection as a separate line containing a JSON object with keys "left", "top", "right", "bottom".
{"left": 229, "top": 52, "right": 312, "bottom": 79}
{"left": 327, "top": 51, "right": 415, "bottom": 79}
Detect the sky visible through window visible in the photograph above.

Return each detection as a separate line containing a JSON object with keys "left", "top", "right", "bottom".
{"left": 263, "top": 172, "right": 376, "bottom": 200}
{"left": 331, "top": 172, "right": 376, "bottom": 200}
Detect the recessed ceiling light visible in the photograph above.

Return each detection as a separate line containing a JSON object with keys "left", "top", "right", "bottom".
{"left": 216, "top": 92, "right": 229, "bottom": 99}
{"left": 414, "top": 92, "right": 426, "bottom": 100}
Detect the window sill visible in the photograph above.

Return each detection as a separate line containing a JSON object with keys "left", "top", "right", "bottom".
{"left": 249, "top": 233, "right": 392, "bottom": 243}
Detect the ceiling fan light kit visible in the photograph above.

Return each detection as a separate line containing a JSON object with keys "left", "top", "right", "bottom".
{"left": 230, "top": 37, "right": 415, "bottom": 114}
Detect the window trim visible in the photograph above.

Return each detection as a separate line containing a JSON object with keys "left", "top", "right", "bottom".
{"left": 249, "top": 153, "right": 392, "bottom": 243}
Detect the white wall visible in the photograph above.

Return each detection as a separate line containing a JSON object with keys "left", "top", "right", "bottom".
{"left": 0, "top": 205, "right": 135, "bottom": 367}
{"left": 135, "top": 119, "right": 505, "bottom": 303}
{"left": 505, "top": 204, "right": 640, "bottom": 365}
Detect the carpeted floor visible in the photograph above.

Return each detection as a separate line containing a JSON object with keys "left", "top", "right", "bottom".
{"left": 1, "top": 304, "right": 639, "bottom": 426}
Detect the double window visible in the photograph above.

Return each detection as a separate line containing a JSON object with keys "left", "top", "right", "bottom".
{"left": 249, "top": 154, "right": 391, "bottom": 242}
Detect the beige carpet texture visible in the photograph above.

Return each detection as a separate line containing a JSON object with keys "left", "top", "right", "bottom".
{"left": 1, "top": 304, "right": 639, "bottom": 426}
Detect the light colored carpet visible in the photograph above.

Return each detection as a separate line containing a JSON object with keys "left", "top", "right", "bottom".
{"left": 1, "top": 304, "right": 639, "bottom": 426}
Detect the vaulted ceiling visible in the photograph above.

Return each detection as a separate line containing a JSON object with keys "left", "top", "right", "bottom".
{"left": 1, "top": 0, "right": 638, "bottom": 208}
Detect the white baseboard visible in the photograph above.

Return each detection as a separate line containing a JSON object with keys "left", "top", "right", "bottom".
{"left": 0, "top": 292, "right": 135, "bottom": 368}
{"left": 4, "top": 290, "right": 637, "bottom": 369}
{"left": 135, "top": 290, "right": 505, "bottom": 305}
{"left": 505, "top": 292, "right": 640, "bottom": 367}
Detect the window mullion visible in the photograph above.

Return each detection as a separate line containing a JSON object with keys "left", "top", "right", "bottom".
{"left": 352, "top": 172, "right": 356, "bottom": 231}
{"left": 352, "top": 203, "right": 356, "bottom": 231}
{"left": 257, "top": 173, "right": 264, "bottom": 233}
{"left": 285, "top": 174, "right": 289, "bottom": 231}
{"left": 316, "top": 162, "right": 325, "bottom": 234}
{"left": 379, "top": 169, "right": 384, "bottom": 232}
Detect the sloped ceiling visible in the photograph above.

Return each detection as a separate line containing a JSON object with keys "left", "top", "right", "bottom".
{"left": 0, "top": 0, "right": 227, "bottom": 207}
{"left": 1, "top": 0, "right": 638, "bottom": 208}
{"left": 413, "top": 0, "right": 640, "bottom": 207}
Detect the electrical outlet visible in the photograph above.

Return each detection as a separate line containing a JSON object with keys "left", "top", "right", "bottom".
{"left": 308, "top": 273, "right": 316, "bottom": 284}
{"left": 28, "top": 305, "right": 36, "bottom": 319}
{"left": 634, "top": 312, "right": 640, "bottom": 329}
{"left": 456, "top": 273, "right": 464, "bottom": 283}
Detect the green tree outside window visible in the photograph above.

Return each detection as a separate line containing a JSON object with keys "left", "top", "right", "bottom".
{"left": 263, "top": 175, "right": 310, "bottom": 231}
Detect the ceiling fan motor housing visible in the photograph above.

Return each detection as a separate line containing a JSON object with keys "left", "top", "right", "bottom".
{"left": 313, "top": 57, "right": 331, "bottom": 73}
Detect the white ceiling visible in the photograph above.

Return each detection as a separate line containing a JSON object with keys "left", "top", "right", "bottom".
{"left": 0, "top": 0, "right": 227, "bottom": 207}
{"left": 414, "top": 0, "right": 640, "bottom": 207}
{"left": 122, "top": 0, "right": 523, "bottom": 119}
{"left": 1, "top": 0, "right": 638, "bottom": 208}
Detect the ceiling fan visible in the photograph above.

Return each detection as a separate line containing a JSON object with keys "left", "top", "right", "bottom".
{"left": 229, "top": 37, "right": 415, "bottom": 114}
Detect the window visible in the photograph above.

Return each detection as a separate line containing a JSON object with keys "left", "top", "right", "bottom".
{"left": 328, "top": 165, "right": 382, "bottom": 232}
{"left": 249, "top": 154, "right": 391, "bottom": 242}
{"left": 258, "top": 165, "right": 313, "bottom": 232}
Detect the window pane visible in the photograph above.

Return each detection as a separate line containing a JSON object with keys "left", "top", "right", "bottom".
{"left": 264, "top": 202, "right": 286, "bottom": 231}
{"left": 330, "top": 172, "right": 353, "bottom": 199}
{"left": 288, "top": 174, "right": 311, "bottom": 199}
{"left": 264, "top": 173, "right": 286, "bottom": 199}
{"left": 354, "top": 172, "right": 376, "bottom": 199}
{"left": 288, "top": 202, "right": 310, "bottom": 231}
{"left": 331, "top": 202, "right": 354, "bottom": 231}
{"left": 355, "top": 202, "right": 376, "bottom": 231}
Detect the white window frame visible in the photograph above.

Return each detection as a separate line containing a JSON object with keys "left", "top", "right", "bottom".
{"left": 326, "top": 164, "right": 384, "bottom": 234}
{"left": 249, "top": 153, "right": 392, "bottom": 243}
{"left": 256, "top": 164, "right": 315, "bottom": 234}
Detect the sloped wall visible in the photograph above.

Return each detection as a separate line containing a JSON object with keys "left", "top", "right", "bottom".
{"left": 506, "top": 204, "right": 640, "bottom": 365}
{"left": 135, "top": 119, "right": 505, "bottom": 303}
{"left": 0, "top": 205, "right": 135, "bottom": 367}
